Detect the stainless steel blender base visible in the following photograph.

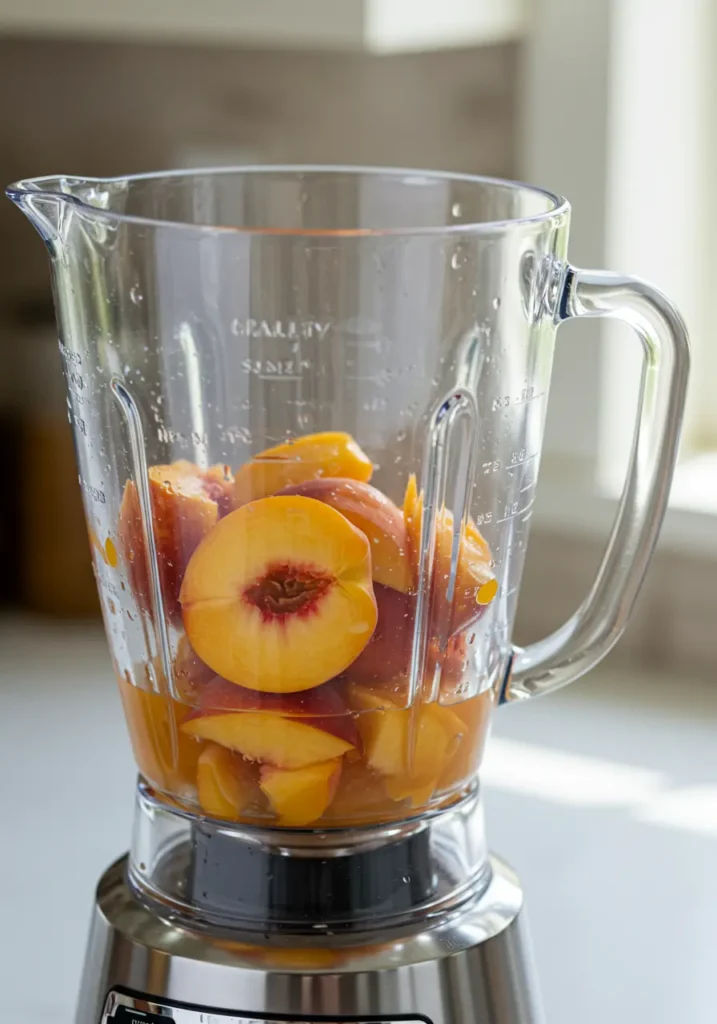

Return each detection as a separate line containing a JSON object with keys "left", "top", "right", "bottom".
{"left": 76, "top": 855, "right": 543, "bottom": 1024}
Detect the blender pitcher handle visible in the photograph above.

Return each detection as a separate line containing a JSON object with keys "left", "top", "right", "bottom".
{"left": 503, "top": 267, "right": 690, "bottom": 702}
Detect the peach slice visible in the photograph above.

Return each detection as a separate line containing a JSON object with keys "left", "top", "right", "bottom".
{"left": 277, "top": 478, "right": 411, "bottom": 592}
{"left": 173, "top": 634, "right": 215, "bottom": 704}
{"left": 119, "top": 461, "right": 234, "bottom": 621}
{"left": 343, "top": 584, "right": 415, "bottom": 687}
{"left": 182, "top": 676, "right": 358, "bottom": 769}
{"left": 403, "top": 473, "right": 497, "bottom": 634}
{"left": 180, "top": 494, "right": 377, "bottom": 692}
{"left": 196, "top": 743, "right": 257, "bottom": 820}
{"left": 348, "top": 683, "right": 466, "bottom": 807}
{"left": 117, "top": 676, "right": 201, "bottom": 797}
{"left": 260, "top": 758, "right": 342, "bottom": 826}
{"left": 234, "top": 431, "right": 373, "bottom": 505}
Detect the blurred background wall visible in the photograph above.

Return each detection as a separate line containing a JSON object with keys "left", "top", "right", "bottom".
{"left": 0, "top": 32, "right": 517, "bottom": 616}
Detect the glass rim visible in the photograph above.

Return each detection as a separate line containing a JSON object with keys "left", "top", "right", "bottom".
{"left": 7, "top": 164, "right": 570, "bottom": 237}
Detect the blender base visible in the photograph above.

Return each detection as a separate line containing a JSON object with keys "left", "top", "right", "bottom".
{"left": 76, "top": 855, "right": 543, "bottom": 1024}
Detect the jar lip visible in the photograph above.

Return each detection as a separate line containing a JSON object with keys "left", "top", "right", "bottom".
{"left": 7, "top": 164, "right": 570, "bottom": 237}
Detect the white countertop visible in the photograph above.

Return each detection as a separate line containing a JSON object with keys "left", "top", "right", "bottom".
{"left": 3, "top": 613, "right": 717, "bottom": 1024}
{"left": 0, "top": 616, "right": 134, "bottom": 1023}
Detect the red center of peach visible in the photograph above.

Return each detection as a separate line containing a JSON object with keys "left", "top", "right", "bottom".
{"left": 244, "top": 563, "right": 333, "bottom": 618}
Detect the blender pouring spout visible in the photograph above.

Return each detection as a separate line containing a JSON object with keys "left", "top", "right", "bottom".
{"left": 6, "top": 174, "right": 123, "bottom": 244}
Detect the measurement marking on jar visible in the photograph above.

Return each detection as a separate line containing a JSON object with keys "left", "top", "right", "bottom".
{"left": 491, "top": 390, "right": 545, "bottom": 412}
{"left": 505, "top": 451, "right": 539, "bottom": 471}
{"left": 496, "top": 497, "right": 535, "bottom": 524}
{"left": 514, "top": 389, "right": 545, "bottom": 405}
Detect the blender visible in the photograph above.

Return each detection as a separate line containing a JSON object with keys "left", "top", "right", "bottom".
{"left": 8, "top": 167, "right": 689, "bottom": 1024}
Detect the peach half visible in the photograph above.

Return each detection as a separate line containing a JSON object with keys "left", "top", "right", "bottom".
{"left": 119, "top": 461, "right": 235, "bottom": 621}
{"left": 180, "top": 494, "right": 377, "bottom": 692}
{"left": 348, "top": 683, "right": 466, "bottom": 808}
{"left": 182, "top": 676, "right": 358, "bottom": 769}
{"left": 260, "top": 759, "right": 342, "bottom": 826}
{"left": 403, "top": 474, "right": 497, "bottom": 635}
{"left": 196, "top": 743, "right": 258, "bottom": 821}
{"left": 234, "top": 431, "right": 373, "bottom": 505}
{"left": 277, "top": 478, "right": 412, "bottom": 593}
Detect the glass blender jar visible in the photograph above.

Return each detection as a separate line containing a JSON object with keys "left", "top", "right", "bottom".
{"left": 8, "top": 167, "right": 689, "bottom": 1024}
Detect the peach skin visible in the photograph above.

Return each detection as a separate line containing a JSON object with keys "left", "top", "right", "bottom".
{"left": 182, "top": 676, "right": 358, "bottom": 769}
{"left": 403, "top": 473, "right": 497, "bottom": 634}
{"left": 342, "top": 584, "right": 415, "bottom": 686}
{"left": 260, "top": 759, "right": 342, "bottom": 826}
{"left": 201, "top": 464, "right": 236, "bottom": 518}
{"left": 118, "top": 461, "right": 234, "bottom": 621}
{"left": 234, "top": 431, "right": 373, "bottom": 505}
{"left": 180, "top": 494, "right": 377, "bottom": 692}
{"left": 196, "top": 743, "right": 258, "bottom": 820}
{"left": 277, "top": 478, "right": 411, "bottom": 592}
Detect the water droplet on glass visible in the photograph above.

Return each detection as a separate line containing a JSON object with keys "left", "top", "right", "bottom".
{"left": 451, "top": 252, "right": 462, "bottom": 270}
{"left": 129, "top": 285, "right": 143, "bottom": 305}
{"left": 451, "top": 202, "right": 463, "bottom": 218}
{"left": 492, "top": 296, "right": 501, "bottom": 310}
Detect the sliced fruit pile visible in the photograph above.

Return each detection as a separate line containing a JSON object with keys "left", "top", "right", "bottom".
{"left": 116, "top": 431, "right": 497, "bottom": 827}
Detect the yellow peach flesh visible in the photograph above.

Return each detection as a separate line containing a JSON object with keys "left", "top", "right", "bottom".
{"left": 234, "top": 431, "right": 373, "bottom": 505}
{"left": 348, "top": 682, "right": 466, "bottom": 805}
{"left": 259, "top": 759, "right": 343, "bottom": 826}
{"left": 196, "top": 743, "right": 256, "bottom": 820}
{"left": 403, "top": 473, "right": 496, "bottom": 632}
{"left": 182, "top": 711, "right": 355, "bottom": 768}
{"left": 180, "top": 495, "right": 377, "bottom": 693}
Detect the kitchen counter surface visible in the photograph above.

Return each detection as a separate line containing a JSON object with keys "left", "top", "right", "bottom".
{"left": 2, "top": 613, "right": 716, "bottom": 1024}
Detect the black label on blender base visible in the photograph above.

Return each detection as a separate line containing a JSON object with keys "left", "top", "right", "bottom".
{"left": 114, "top": 1009, "right": 172, "bottom": 1024}
{"left": 108, "top": 994, "right": 430, "bottom": 1024}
